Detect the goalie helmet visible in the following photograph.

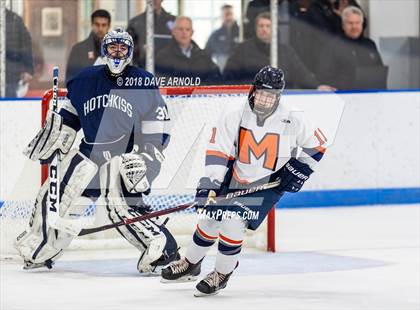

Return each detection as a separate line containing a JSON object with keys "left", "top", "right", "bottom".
{"left": 248, "top": 66, "right": 286, "bottom": 120}
{"left": 102, "top": 28, "right": 134, "bottom": 75}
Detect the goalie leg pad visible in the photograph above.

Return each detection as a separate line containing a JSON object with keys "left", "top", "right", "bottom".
{"left": 15, "top": 182, "right": 70, "bottom": 265}
{"left": 142, "top": 223, "right": 180, "bottom": 275}
{"left": 15, "top": 150, "right": 98, "bottom": 265}
{"left": 57, "top": 149, "right": 98, "bottom": 216}
{"left": 107, "top": 203, "right": 168, "bottom": 273}
{"left": 102, "top": 157, "right": 169, "bottom": 273}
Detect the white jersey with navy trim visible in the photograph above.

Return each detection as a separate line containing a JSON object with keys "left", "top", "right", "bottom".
{"left": 204, "top": 100, "right": 327, "bottom": 185}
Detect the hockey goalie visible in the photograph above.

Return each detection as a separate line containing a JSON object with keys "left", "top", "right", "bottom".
{"left": 15, "top": 28, "right": 179, "bottom": 274}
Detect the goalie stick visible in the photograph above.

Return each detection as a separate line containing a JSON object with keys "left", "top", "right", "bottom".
{"left": 46, "top": 66, "right": 61, "bottom": 229}
{"left": 78, "top": 177, "right": 282, "bottom": 236}
{"left": 44, "top": 68, "right": 91, "bottom": 236}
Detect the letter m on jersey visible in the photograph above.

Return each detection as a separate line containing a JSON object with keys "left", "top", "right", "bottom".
{"left": 238, "top": 127, "right": 279, "bottom": 170}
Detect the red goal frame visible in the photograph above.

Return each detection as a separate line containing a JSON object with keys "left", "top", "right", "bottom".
{"left": 41, "top": 85, "right": 276, "bottom": 252}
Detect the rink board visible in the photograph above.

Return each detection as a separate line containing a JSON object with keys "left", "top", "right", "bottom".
{"left": 0, "top": 90, "right": 419, "bottom": 208}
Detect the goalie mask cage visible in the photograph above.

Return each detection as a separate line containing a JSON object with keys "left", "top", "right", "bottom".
{"left": 0, "top": 85, "right": 275, "bottom": 258}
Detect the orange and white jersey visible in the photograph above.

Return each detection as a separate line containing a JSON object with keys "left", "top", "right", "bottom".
{"left": 204, "top": 100, "right": 327, "bottom": 185}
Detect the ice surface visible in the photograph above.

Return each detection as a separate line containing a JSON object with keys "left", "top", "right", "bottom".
{"left": 1, "top": 205, "right": 419, "bottom": 310}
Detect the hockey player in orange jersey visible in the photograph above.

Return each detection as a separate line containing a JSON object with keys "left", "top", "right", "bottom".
{"left": 161, "top": 66, "right": 328, "bottom": 296}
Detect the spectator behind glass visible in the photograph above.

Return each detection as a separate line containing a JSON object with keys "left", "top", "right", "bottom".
{"left": 155, "top": 16, "right": 222, "bottom": 85}
{"left": 65, "top": 9, "right": 111, "bottom": 83}
{"left": 127, "top": 0, "right": 176, "bottom": 67}
{"left": 306, "top": 0, "right": 365, "bottom": 35}
{"left": 305, "top": 0, "right": 366, "bottom": 75}
{"left": 316, "top": 6, "right": 385, "bottom": 89}
{"left": 205, "top": 5, "right": 239, "bottom": 72}
{"left": 5, "top": 9, "right": 34, "bottom": 98}
{"left": 241, "top": 1, "right": 319, "bottom": 81}
{"left": 243, "top": 0, "right": 291, "bottom": 43}
{"left": 223, "top": 12, "right": 334, "bottom": 90}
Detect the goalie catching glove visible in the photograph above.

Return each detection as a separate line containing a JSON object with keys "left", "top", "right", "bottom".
{"left": 120, "top": 143, "right": 164, "bottom": 194}
{"left": 277, "top": 158, "right": 313, "bottom": 193}
{"left": 23, "top": 110, "right": 77, "bottom": 162}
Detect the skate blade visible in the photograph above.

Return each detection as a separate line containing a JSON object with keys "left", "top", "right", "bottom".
{"left": 23, "top": 260, "right": 54, "bottom": 270}
{"left": 138, "top": 270, "right": 161, "bottom": 277}
{"left": 194, "top": 289, "right": 219, "bottom": 297}
{"left": 160, "top": 275, "right": 198, "bottom": 283}
{"left": 23, "top": 263, "right": 50, "bottom": 270}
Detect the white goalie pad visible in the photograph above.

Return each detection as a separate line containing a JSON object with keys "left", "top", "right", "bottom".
{"left": 23, "top": 110, "right": 77, "bottom": 161}
{"left": 102, "top": 156, "right": 167, "bottom": 271}
{"left": 14, "top": 149, "right": 98, "bottom": 265}
{"left": 120, "top": 153, "right": 150, "bottom": 193}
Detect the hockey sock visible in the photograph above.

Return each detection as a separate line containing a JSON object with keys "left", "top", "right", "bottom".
{"left": 185, "top": 223, "right": 218, "bottom": 264}
{"left": 215, "top": 216, "right": 246, "bottom": 274}
{"left": 216, "top": 233, "right": 243, "bottom": 274}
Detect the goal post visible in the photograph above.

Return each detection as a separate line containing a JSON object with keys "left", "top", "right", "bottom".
{"left": 41, "top": 86, "right": 276, "bottom": 252}
{"left": 0, "top": 85, "right": 275, "bottom": 257}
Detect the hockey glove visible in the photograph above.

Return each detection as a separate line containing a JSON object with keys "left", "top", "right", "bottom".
{"left": 23, "top": 110, "right": 76, "bottom": 162}
{"left": 120, "top": 153, "right": 150, "bottom": 194}
{"left": 120, "top": 143, "right": 165, "bottom": 195}
{"left": 278, "top": 158, "right": 313, "bottom": 193}
{"left": 195, "top": 177, "right": 222, "bottom": 208}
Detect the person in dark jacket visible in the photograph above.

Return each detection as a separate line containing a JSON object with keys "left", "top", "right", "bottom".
{"left": 316, "top": 6, "right": 384, "bottom": 89}
{"left": 65, "top": 10, "right": 111, "bottom": 83}
{"left": 205, "top": 4, "right": 239, "bottom": 72}
{"left": 5, "top": 9, "right": 34, "bottom": 97}
{"left": 305, "top": 0, "right": 366, "bottom": 76}
{"left": 244, "top": 0, "right": 291, "bottom": 41}
{"left": 242, "top": 0, "right": 317, "bottom": 77}
{"left": 127, "top": 0, "right": 176, "bottom": 67}
{"left": 155, "top": 16, "right": 222, "bottom": 86}
{"left": 306, "top": 0, "right": 366, "bottom": 35}
{"left": 224, "top": 12, "right": 333, "bottom": 90}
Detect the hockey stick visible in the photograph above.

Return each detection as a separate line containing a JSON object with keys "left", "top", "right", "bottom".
{"left": 46, "top": 67, "right": 61, "bottom": 229}
{"left": 42, "top": 68, "right": 92, "bottom": 236}
{"left": 78, "top": 177, "right": 282, "bottom": 236}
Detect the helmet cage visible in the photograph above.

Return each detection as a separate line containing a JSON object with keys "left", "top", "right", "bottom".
{"left": 248, "top": 66, "right": 286, "bottom": 119}
{"left": 102, "top": 30, "right": 134, "bottom": 75}
{"left": 252, "top": 88, "right": 282, "bottom": 116}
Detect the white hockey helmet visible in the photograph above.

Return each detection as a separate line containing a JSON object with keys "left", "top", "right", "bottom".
{"left": 102, "top": 28, "right": 134, "bottom": 75}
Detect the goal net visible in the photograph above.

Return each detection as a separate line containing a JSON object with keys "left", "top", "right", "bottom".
{"left": 0, "top": 86, "right": 275, "bottom": 259}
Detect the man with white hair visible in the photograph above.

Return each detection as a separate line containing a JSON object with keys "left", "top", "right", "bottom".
{"left": 316, "top": 6, "right": 385, "bottom": 89}
{"left": 224, "top": 12, "right": 333, "bottom": 90}
{"left": 155, "top": 16, "right": 222, "bottom": 85}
